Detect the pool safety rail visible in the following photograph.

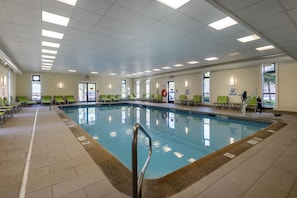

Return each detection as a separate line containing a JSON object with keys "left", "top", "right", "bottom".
{"left": 132, "top": 123, "right": 152, "bottom": 198}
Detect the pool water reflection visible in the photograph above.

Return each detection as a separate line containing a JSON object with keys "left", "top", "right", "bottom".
{"left": 62, "top": 104, "right": 270, "bottom": 179}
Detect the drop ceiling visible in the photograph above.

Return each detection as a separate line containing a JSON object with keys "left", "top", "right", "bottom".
{"left": 0, "top": 0, "right": 296, "bottom": 77}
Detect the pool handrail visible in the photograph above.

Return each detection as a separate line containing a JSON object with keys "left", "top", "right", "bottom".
{"left": 132, "top": 123, "right": 152, "bottom": 198}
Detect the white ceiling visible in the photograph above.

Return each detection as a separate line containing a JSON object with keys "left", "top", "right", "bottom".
{"left": 0, "top": 0, "right": 296, "bottom": 77}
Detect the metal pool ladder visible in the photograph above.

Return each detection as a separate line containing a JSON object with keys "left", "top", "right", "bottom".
{"left": 132, "top": 123, "right": 152, "bottom": 198}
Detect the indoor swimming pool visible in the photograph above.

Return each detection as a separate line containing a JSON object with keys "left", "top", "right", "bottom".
{"left": 62, "top": 104, "right": 271, "bottom": 179}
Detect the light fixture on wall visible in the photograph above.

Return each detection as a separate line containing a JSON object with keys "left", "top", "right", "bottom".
{"left": 58, "top": 81, "right": 63, "bottom": 89}
{"left": 230, "top": 76, "right": 235, "bottom": 86}
{"left": 185, "top": 80, "right": 189, "bottom": 88}
{"left": 108, "top": 84, "right": 112, "bottom": 89}
{"left": 156, "top": 83, "right": 159, "bottom": 89}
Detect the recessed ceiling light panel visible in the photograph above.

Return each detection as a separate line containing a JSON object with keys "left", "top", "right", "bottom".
{"left": 42, "top": 29, "right": 64, "bottom": 39}
{"left": 56, "top": 0, "right": 77, "bottom": 6}
{"left": 42, "top": 11, "right": 70, "bottom": 26}
{"left": 42, "top": 49, "right": 58, "bottom": 54}
{"left": 187, "top": 61, "right": 199, "bottom": 64}
{"left": 42, "top": 41, "right": 60, "bottom": 48}
{"left": 157, "top": 0, "right": 191, "bottom": 9}
{"left": 204, "top": 57, "right": 218, "bottom": 61}
{"left": 256, "top": 45, "right": 275, "bottom": 51}
{"left": 237, "top": 34, "right": 260, "bottom": 43}
{"left": 208, "top": 17, "right": 238, "bottom": 30}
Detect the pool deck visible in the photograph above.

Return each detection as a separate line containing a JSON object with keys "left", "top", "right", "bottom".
{"left": 0, "top": 102, "right": 297, "bottom": 198}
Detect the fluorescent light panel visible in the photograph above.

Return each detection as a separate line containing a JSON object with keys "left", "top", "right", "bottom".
{"left": 42, "top": 63, "right": 53, "bottom": 66}
{"left": 42, "top": 59, "right": 54, "bottom": 63}
{"left": 157, "top": 0, "right": 191, "bottom": 9}
{"left": 42, "top": 49, "right": 58, "bottom": 54}
{"left": 173, "top": 64, "right": 184, "bottom": 67}
{"left": 187, "top": 61, "right": 199, "bottom": 64}
{"left": 152, "top": 68, "right": 161, "bottom": 71}
{"left": 162, "top": 66, "right": 171, "bottom": 69}
{"left": 42, "top": 41, "right": 60, "bottom": 48}
{"left": 205, "top": 57, "right": 218, "bottom": 61}
{"left": 42, "top": 11, "right": 70, "bottom": 26}
{"left": 42, "top": 55, "right": 55, "bottom": 59}
{"left": 68, "top": 70, "right": 77, "bottom": 72}
{"left": 208, "top": 17, "right": 238, "bottom": 30}
{"left": 42, "top": 29, "right": 64, "bottom": 39}
{"left": 237, "top": 34, "right": 260, "bottom": 43}
{"left": 256, "top": 45, "right": 275, "bottom": 51}
{"left": 56, "top": 0, "right": 77, "bottom": 6}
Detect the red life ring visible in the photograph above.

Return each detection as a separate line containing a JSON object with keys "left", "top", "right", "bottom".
{"left": 161, "top": 89, "right": 167, "bottom": 97}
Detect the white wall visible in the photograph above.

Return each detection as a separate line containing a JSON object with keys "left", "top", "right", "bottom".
{"left": 16, "top": 72, "right": 132, "bottom": 101}
{"left": 15, "top": 57, "right": 297, "bottom": 112}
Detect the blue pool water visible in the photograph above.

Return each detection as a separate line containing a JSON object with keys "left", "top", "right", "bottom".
{"left": 62, "top": 104, "right": 270, "bottom": 179}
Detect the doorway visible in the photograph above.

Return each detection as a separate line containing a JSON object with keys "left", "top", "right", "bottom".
{"left": 78, "top": 82, "right": 96, "bottom": 102}
{"left": 168, "top": 81, "right": 175, "bottom": 103}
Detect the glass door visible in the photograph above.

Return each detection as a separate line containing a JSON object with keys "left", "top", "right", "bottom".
{"left": 168, "top": 81, "right": 175, "bottom": 103}
{"left": 78, "top": 82, "right": 96, "bottom": 102}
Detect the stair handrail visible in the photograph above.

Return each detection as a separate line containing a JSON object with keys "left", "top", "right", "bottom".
{"left": 132, "top": 123, "right": 152, "bottom": 198}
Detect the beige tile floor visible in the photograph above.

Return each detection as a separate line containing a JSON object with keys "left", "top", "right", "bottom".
{"left": 0, "top": 103, "right": 296, "bottom": 198}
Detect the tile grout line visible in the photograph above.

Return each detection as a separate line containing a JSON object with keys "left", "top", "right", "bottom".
{"left": 19, "top": 107, "right": 39, "bottom": 198}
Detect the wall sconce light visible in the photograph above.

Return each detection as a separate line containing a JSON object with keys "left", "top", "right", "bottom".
{"left": 58, "top": 82, "right": 63, "bottom": 89}
{"left": 108, "top": 84, "right": 112, "bottom": 89}
{"left": 3, "top": 76, "right": 7, "bottom": 85}
{"left": 156, "top": 83, "right": 159, "bottom": 89}
{"left": 185, "top": 80, "right": 188, "bottom": 88}
{"left": 230, "top": 76, "right": 235, "bottom": 86}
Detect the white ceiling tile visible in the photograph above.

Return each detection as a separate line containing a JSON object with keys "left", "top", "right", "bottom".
{"left": 115, "top": 0, "right": 152, "bottom": 12}
{"left": 77, "top": 0, "right": 113, "bottom": 15}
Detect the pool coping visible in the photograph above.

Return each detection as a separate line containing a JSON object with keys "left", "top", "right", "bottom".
{"left": 56, "top": 103, "right": 287, "bottom": 197}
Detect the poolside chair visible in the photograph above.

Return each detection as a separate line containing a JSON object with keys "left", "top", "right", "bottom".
{"left": 246, "top": 96, "right": 257, "bottom": 112}
{"left": 100, "top": 95, "right": 112, "bottom": 102}
{"left": 65, "top": 95, "right": 77, "bottom": 104}
{"left": 149, "top": 94, "right": 156, "bottom": 102}
{"left": 214, "top": 96, "right": 229, "bottom": 109}
{"left": 0, "top": 97, "right": 15, "bottom": 118}
{"left": 54, "top": 96, "right": 65, "bottom": 105}
{"left": 128, "top": 94, "right": 136, "bottom": 100}
{"left": 156, "top": 94, "right": 163, "bottom": 103}
{"left": 175, "top": 94, "right": 186, "bottom": 105}
{"left": 16, "top": 96, "right": 37, "bottom": 106}
{"left": 41, "top": 95, "right": 52, "bottom": 105}
{"left": 192, "top": 95, "right": 202, "bottom": 106}
{"left": 4, "top": 97, "right": 21, "bottom": 111}
{"left": 109, "top": 95, "right": 120, "bottom": 102}
{"left": 141, "top": 94, "right": 147, "bottom": 101}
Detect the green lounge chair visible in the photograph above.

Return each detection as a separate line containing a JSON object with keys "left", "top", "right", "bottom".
{"left": 41, "top": 95, "right": 52, "bottom": 105}
{"left": 109, "top": 95, "right": 120, "bottom": 102}
{"left": 192, "top": 95, "right": 202, "bottom": 106}
{"left": 65, "top": 95, "right": 77, "bottom": 104}
{"left": 246, "top": 96, "right": 257, "bottom": 112}
{"left": 4, "top": 97, "right": 21, "bottom": 111}
{"left": 214, "top": 96, "right": 229, "bottom": 109}
{"left": 156, "top": 94, "right": 163, "bottom": 103}
{"left": 54, "top": 96, "right": 65, "bottom": 105}
{"left": 16, "top": 96, "right": 37, "bottom": 106}
{"left": 149, "top": 94, "right": 155, "bottom": 102}
{"left": 0, "top": 97, "right": 15, "bottom": 118}
{"left": 175, "top": 94, "right": 186, "bottom": 105}
{"left": 128, "top": 94, "right": 136, "bottom": 100}
{"left": 100, "top": 95, "right": 112, "bottom": 102}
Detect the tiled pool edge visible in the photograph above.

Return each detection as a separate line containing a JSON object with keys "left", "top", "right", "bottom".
{"left": 56, "top": 107, "right": 286, "bottom": 198}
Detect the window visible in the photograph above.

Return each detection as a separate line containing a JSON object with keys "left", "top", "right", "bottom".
{"left": 121, "top": 80, "right": 126, "bottom": 98}
{"left": 202, "top": 72, "right": 210, "bottom": 102}
{"left": 32, "top": 75, "right": 41, "bottom": 100}
{"left": 136, "top": 80, "right": 140, "bottom": 98}
{"left": 262, "top": 63, "right": 276, "bottom": 107}
{"left": 146, "top": 79, "right": 150, "bottom": 98}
